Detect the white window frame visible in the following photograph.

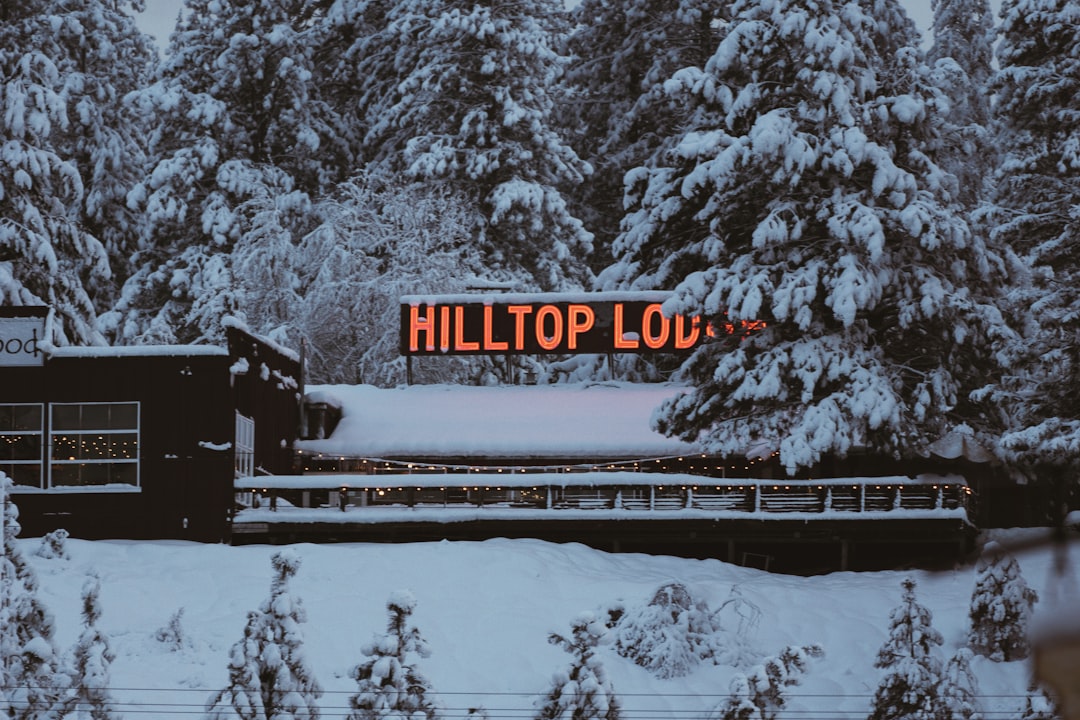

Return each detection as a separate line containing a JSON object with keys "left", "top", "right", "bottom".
{"left": 48, "top": 401, "right": 140, "bottom": 490}
{"left": 235, "top": 411, "right": 255, "bottom": 478}
{"left": 0, "top": 403, "right": 44, "bottom": 488}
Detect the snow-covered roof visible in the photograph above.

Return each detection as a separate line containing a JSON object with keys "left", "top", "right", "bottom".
{"left": 49, "top": 345, "right": 228, "bottom": 358}
{"left": 236, "top": 471, "right": 966, "bottom": 491}
{"left": 296, "top": 382, "right": 703, "bottom": 460}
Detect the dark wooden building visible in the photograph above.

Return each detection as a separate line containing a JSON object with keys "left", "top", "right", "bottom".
{"left": 1, "top": 308, "right": 300, "bottom": 542}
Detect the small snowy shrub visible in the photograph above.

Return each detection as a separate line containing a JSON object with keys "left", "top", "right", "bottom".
{"left": 154, "top": 607, "right": 190, "bottom": 651}
{"left": 34, "top": 529, "right": 70, "bottom": 560}
{"left": 1, "top": 476, "right": 63, "bottom": 718}
{"left": 535, "top": 613, "right": 620, "bottom": 720}
{"left": 348, "top": 590, "right": 439, "bottom": 720}
{"left": 968, "top": 541, "right": 1038, "bottom": 661}
{"left": 937, "top": 648, "right": 980, "bottom": 720}
{"left": 712, "top": 645, "right": 824, "bottom": 720}
{"left": 1021, "top": 685, "right": 1060, "bottom": 720}
{"left": 869, "top": 578, "right": 944, "bottom": 720}
{"left": 712, "top": 586, "right": 763, "bottom": 668}
{"left": 52, "top": 574, "right": 122, "bottom": 720}
{"left": 206, "top": 549, "right": 322, "bottom": 720}
{"left": 613, "top": 581, "right": 721, "bottom": 678}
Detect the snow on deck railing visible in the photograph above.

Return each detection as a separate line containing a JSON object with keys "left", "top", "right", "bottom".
{"left": 233, "top": 472, "right": 971, "bottom": 521}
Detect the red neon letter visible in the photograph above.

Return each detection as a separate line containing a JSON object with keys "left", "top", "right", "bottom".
{"left": 439, "top": 305, "right": 451, "bottom": 352}
{"left": 482, "top": 305, "right": 508, "bottom": 352}
{"left": 613, "top": 304, "right": 639, "bottom": 349}
{"left": 641, "top": 303, "right": 671, "bottom": 349}
{"left": 454, "top": 306, "right": 480, "bottom": 352}
{"left": 566, "top": 304, "right": 595, "bottom": 351}
{"left": 507, "top": 305, "right": 533, "bottom": 351}
{"left": 673, "top": 314, "right": 700, "bottom": 349}
{"left": 409, "top": 306, "right": 436, "bottom": 352}
{"left": 535, "top": 305, "right": 564, "bottom": 351}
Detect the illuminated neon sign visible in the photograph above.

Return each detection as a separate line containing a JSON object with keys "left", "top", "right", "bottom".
{"left": 399, "top": 293, "right": 765, "bottom": 356}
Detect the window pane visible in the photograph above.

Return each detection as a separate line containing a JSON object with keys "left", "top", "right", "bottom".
{"left": 51, "top": 434, "right": 79, "bottom": 461}
{"left": 50, "top": 463, "right": 81, "bottom": 487}
{"left": 0, "top": 405, "right": 42, "bottom": 432}
{"left": 0, "top": 435, "right": 41, "bottom": 461}
{"left": 61, "top": 433, "right": 137, "bottom": 460}
{"left": 112, "top": 463, "right": 138, "bottom": 485}
{"left": 80, "top": 405, "right": 109, "bottom": 430}
{"left": 2, "top": 462, "right": 42, "bottom": 487}
{"left": 109, "top": 404, "right": 138, "bottom": 430}
{"left": 51, "top": 405, "right": 81, "bottom": 431}
{"left": 13, "top": 405, "right": 41, "bottom": 431}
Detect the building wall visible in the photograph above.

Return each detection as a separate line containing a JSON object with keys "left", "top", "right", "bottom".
{"left": 5, "top": 353, "right": 234, "bottom": 541}
{"left": 227, "top": 326, "right": 302, "bottom": 477}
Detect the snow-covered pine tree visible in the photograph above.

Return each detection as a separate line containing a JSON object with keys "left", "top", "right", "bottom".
{"left": 51, "top": 574, "right": 121, "bottom": 720}
{"left": 936, "top": 648, "right": 980, "bottom": 720}
{"left": 712, "top": 645, "right": 824, "bottom": 720}
{"left": 347, "top": 590, "right": 439, "bottom": 720}
{"left": 869, "top": 578, "right": 944, "bottom": 720}
{"left": 562, "top": 0, "right": 726, "bottom": 266}
{"left": 926, "top": 0, "right": 995, "bottom": 208}
{"left": 207, "top": 550, "right": 322, "bottom": 720}
{"left": 600, "top": 0, "right": 1006, "bottom": 474}
{"left": 343, "top": 0, "right": 592, "bottom": 292}
{"left": 45, "top": 0, "right": 158, "bottom": 313}
{"left": 975, "top": 0, "right": 1080, "bottom": 485}
{"left": 105, "top": 0, "right": 341, "bottom": 345}
{"left": 0, "top": 0, "right": 111, "bottom": 345}
{"left": 534, "top": 613, "right": 620, "bottom": 720}
{"left": 967, "top": 541, "right": 1038, "bottom": 661}
{"left": 0, "top": 476, "right": 63, "bottom": 720}
{"left": 613, "top": 581, "right": 722, "bottom": 678}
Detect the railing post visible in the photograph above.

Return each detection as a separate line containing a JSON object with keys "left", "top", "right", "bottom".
{"left": 649, "top": 486, "right": 655, "bottom": 511}
{"left": 546, "top": 486, "right": 552, "bottom": 510}
{"left": 859, "top": 484, "right": 865, "bottom": 512}
{"left": 824, "top": 487, "right": 832, "bottom": 512}
{"left": 686, "top": 487, "right": 693, "bottom": 509}
{"left": 752, "top": 484, "right": 760, "bottom": 512}
{"left": 936, "top": 485, "right": 943, "bottom": 509}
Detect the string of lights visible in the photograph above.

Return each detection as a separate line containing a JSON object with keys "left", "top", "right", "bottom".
{"left": 296, "top": 451, "right": 785, "bottom": 477}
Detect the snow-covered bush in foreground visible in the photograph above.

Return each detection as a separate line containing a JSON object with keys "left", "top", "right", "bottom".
{"left": 206, "top": 550, "right": 322, "bottom": 720}
{"left": 869, "top": 578, "right": 944, "bottom": 720}
{"left": 52, "top": 574, "right": 122, "bottom": 720}
{"left": 154, "top": 607, "right": 191, "bottom": 652}
{"left": 968, "top": 541, "right": 1038, "bottom": 661}
{"left": 711, "top": 645, "right": 824, "bottom": 720}
{"left": 535, "top": 613, "right": 620, "bottom": 720}
{"left": 613, "top": 581, "right": 732, "bottom": 678}
{"left": 34, "top": 528, "right": 70, "bottom": 560}
{"left": 348, "top": 590, "right": 440, "bottom": 720}
{"left": 1, "top": 475, "right": 63, "bottom": 719}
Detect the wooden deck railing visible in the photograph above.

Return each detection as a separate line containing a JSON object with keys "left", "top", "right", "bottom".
{"left": 234, "top": 471, "right": 971, "bottom": 519}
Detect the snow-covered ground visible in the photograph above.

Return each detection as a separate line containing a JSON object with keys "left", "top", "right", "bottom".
{"left": 22, "top": 530, "right": 1074, "bottom": 719}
